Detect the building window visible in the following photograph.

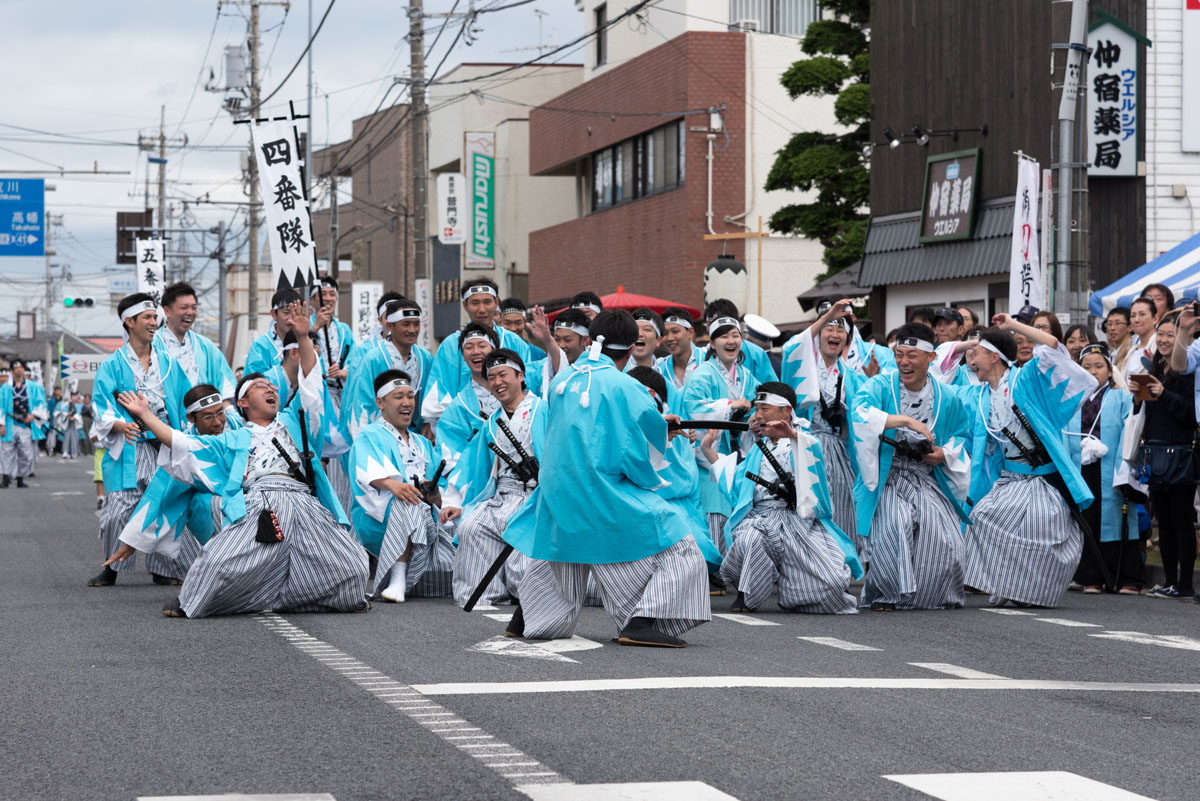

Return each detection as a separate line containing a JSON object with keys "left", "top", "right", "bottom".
{"left": 595, "top": 3, "right": 608, "bottom": 66}
{"left": 588, "top": 120, "right": 686, "bottom": 213}
{"left": 728, "top": 0, "right": 818, "bottom": 35}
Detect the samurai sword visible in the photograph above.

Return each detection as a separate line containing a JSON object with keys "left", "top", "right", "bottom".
{"left": 297, "top": 408, "right": 317, "bottom": 491}
{"left": 495, "top": 415, "right": 534, "bottom": 465}
{"left": 416, "top": 459, "right": 448, "bottom": 507}
{"left": 463, "top": 543, "right": 514, "bottom": 613}
{"left": 755, "top": 438, "right": 797, "bottom": 509}
{"left": 320, "top": 324, "right": 338, "bottom": 388}
{"left": 745, "top": 471, "right": 794, "bottom": 507}
{"left": 667, "top": 419, "right": 751, "bottom": 432}
{"left": 495, "top": 415, "right": 538, "bottom": 483}
{"left": 271, "top": 436, "right": 309, "bottom": 485}
{"left": 488, "top": 442, "right": 524, "bottom": 475}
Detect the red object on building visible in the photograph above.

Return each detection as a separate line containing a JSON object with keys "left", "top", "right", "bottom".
{"left": 528, "top": 32, "right": 747, "bottom": 311}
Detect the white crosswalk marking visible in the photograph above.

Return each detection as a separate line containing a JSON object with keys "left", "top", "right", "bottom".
{"left": 797, "top": 636, "right": 880, "bottom": 651}
{"left": 712, "top": 613, "right": 781, "bottom": 626}
{"left": 1090, "top": 631, "right": 1200, "bottom": 651}
{"left": 980, "top": 608, "right": 1036, "bottom": 616}
{"left": 908, "top": 663, "right": 1008, "bottom": 679}
{"left": 516, "top": 781, "right": 742, "bottom": 800}
{"left": 1035, "top": 617, "right": 1102, "bottom": 628}
{"left": 139, "top": 795, "right": 338, "bottom": 800}
{"left": 884, "top": 770, "right": 1157, "bottom": 800}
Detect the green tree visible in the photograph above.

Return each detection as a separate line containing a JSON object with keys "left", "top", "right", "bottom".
{"left": 765, "top": 0, "right": 870, "bottom": 281}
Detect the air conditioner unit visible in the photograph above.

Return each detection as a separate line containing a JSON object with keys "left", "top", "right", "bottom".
{"left": 729, "top": 18, "right": 759, "bottom": 32}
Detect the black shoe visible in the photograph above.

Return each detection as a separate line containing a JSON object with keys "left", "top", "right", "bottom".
{"left": 730, "top": 591, "right": 755, "bottom": 613}
{"left": 870, "top": 601, "right": 897, "bottom": 611}
{"left": 87, "top": 567, "right": 117, "bottom": 587}
{"left": 162, "top": 598, "right": 187, "bottom": 618}
{"left": 15, "top": 477, "right": 26, "bottom": 488}
{"left": 1, "top": 475, "right": 9, "bottom": 488}
{"left": 151, "top": 573, "right": 183, "bottom": 586}
{"left": 708, "top": 574, "right": 727, "bottom": 597}
{"left": 617, "top": 617, "right": 686, "bottom": 648}
{"left": 505, "top": 605, "right": 525, "bottom": 638}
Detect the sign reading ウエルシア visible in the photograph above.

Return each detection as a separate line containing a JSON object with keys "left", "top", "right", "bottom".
{"left": 1087, "top": 12, "right": 1147, "bottom": 177}
{"left": 919, "top": 149, "right": 981, "bottom": 244}
{"left": 465, "top": 132, "right": 495, "bottom": 270}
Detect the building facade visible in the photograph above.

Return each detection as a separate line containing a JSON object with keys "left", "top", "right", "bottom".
{"left": 862, "top": 0, "right": 1148, "bottom": 331}
{"left": 528, "top": 0, "right": 833, "bottom": 325}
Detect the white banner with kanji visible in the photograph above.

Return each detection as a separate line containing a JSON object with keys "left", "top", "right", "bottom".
{"left": 251, "top": 118, "right": 317, "bottom": 293}
{"left": 134, "top": 238, "right": 167, "bottom": 304}
{"left": 1009, "top": 158, "right": 1044, "bottom": 313}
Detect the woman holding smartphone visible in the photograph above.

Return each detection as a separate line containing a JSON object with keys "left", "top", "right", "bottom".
{"left": 1134, "top": 311, "right": 1197, "bottom": 600}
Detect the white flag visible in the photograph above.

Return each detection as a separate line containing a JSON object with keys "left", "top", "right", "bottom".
{"left": 134, "top": 238, "right": 167, "bottom": 305}
{"left": 1009, "top": 158, "right": 1044, "bottom": 313}
{"left": 251, "top": 118, "right": 317, "bottom": 294}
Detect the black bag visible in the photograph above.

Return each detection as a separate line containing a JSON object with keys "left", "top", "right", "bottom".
{"left": 255, "top": 508, "right": 284, "bottom": 544}
{"left": 1137, "top": 438, "right": 1200, "bottom": 486}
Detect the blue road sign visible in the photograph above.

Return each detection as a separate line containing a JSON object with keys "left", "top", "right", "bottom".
{"left": 0, "top": 178, "right": 45, "bottom": 257}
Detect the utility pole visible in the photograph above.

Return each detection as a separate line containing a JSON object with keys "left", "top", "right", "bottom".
{"left": 1053, "top": 0, "right": 1089, "bottom": 322}
{"left": 157, "top": 105, "right": 167, "bottom": 239}
{"left": 328, "top": 171, "right": 338, "bottom": 276}
{"left": 247, "top": 0, "right": 262, "bottom": 331}
{"left": 410, "top": 0, "right": 428, "bottom": 287}
{"left": 215, "top": 220, "right": 229, "bottom": 352}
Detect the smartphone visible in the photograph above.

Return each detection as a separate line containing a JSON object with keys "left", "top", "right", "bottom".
{"left": 1129, "top": 374, "right": 1156, "bottom": 403}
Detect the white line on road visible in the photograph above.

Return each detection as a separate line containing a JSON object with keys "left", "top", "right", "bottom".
{"left": 1035, "top": 618, "right": 1102, "bottom": 628}
{"left": 712, "top": 613, "right": 781, "bottom": 626}
{"left": 1090, "top": 631, "right": 1200, "bottom": 651}
{"left": 50, "top": 491, "right": 83, "bottom": 496}
{"left": 908, "top": 663, "right": 1009, "bottom": 680}
{"left": 884, "top": 770, "right": 1156, "bottom": 800}
{"left": 797, "top": 636, "right": 880, "bottom": 651}
{"left": 979, "top": 608, "right": 1036, "bottom": 616}
{"left": 515, "top": 781, "right": 741, "bottom": 800}
{"left": 411, "top": 675, "right": 1200, "bottom": 697}
{"left": 484, "top": 613, "right": 514, "bottom": 622}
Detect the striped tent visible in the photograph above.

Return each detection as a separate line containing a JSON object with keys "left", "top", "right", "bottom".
{"left": 1090, "top": 231, "right": 1200, "bottom": 317}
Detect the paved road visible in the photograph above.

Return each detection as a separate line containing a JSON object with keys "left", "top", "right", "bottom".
{"left": 3, "top": 457, "right": 1197, "bottom": 801}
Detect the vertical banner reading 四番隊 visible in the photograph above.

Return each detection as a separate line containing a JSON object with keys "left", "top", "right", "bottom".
{"left": 251, "top": 117, "right": 318, "bottom": 292}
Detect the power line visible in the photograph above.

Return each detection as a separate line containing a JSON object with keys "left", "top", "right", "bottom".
{"left": 256, "top": 0, "right": 336, "bottom": 111}
{"left": 171, "top": 8, "right": 224, "bottom": 140}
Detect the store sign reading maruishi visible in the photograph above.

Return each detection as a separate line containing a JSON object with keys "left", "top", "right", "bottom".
{"left": 919, "top": 148, "right": 981, "bottom": 244}
{"left": 464, "top": 132, "right": 495, "bottom": 270}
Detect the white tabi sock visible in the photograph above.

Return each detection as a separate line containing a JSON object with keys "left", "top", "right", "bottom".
{"left": 380, "top": 560, "right": 408, "bottom": 602}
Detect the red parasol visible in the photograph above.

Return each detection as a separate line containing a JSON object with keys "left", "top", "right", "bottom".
{"left": 546, "top": 286, "right": 700, "bottom": 322}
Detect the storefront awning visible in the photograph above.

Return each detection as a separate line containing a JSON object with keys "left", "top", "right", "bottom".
{"left": 860, "top": 196, "right": 1022, "bottom": 287}
{"left": 1090, "top": 229, "right": 1200, "bottom": 317}
{"left": 795, "top": 261, "right": 872, "bottom": 311}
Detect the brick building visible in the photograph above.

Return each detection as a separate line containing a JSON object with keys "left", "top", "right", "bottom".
{"left": 528, "top": 1, "right": 831, "bottom": 323}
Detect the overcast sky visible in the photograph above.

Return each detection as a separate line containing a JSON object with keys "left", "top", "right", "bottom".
{"left": 0, "top": 0, "right": 584, "bottom": 336}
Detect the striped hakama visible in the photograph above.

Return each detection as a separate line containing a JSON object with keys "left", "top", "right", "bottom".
{"left": 0, "top": 425, "right": 36, "bottom": 477}
{"left": 371, "top": 496, "right": 437, "bottom": 595}
{"left": 99, "top": 441, "right": 196, "bottom": 579}
{"left": 519, "top": 535, "right": 711, "bottom": 640}
{"left": 861, "top": 459, "right": 965, "bottom": 610}
{"left": 325, "top": 457, "right": 354, "bottom": 522}
{"left": 410, "top": 522, "right": 455, "bottom": 598}
{"left": 179, "top": 476, "right": 369, "bottom": 618}
{"left": 452, "top": 480, "right": 531, "bottom": 606}
{"left": 706, "top": 513, "right": 729, "bottom": 555}
{"left": 964, "top": 470, "right": 1082, "bottom": 607}
{"left": 813, "top": 428, "right": 860, "bottom": 555}
{"left": 719, "top": 501, "right": 857, "bottom": 614}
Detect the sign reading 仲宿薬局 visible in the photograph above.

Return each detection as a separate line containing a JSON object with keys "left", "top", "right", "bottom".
{"left": 919, "top": 149, "right": 980, "bottom": 244}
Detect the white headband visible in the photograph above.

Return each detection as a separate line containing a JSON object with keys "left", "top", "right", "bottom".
{"left": 462, "top": 285, "right": 498, "bottom": 302}
{"left": 461, "top": 329, "right": 494, "bottom": 347}
{"left": 663, "top": 314, "right": 693, "bottom": 330}
{"left": 895, "top": 336, "right": 935, "bottom": 353}
{"left": 282, "top": 340, "right": 299, "bottom": 352}
{"left": 120, "top": 300, "right": 157, "bottom": 323}
{"left": 386, "top": 307, "right": 421, "bottom": 323}
{"left": 708, "top": 316, "right": 740, "bottom": 337}
{"left": 485, "top": 358, "right": 524, "bottom": 376}
{"left": 554, "top": 319, "right": 589, "bottom": 337}
{"left": 634, "top": 316, "right": 662, "bottom": 337}
{"left": 500, "top": 306, "right": 525, "bottom": 317}
{"left": 272, "top": 298, "right": 299, "bottom": 311}
{"left": 586, "top": 335, "right": 633, "bottom": 361}
{"left": 976, "top": 339, "right": 1010, "bottom": 365}
{"left": 237, "top": 378, "right": 273, "bottom": 401}
{"left": 375, "top": 377, "right": 412, "bottom": 399}
{"left": 755, "top": 391, "right": 793, "bottom": 408}
{"left": 572, "top": 302, "right": 602, "bottom": 314}
{"left": 185, "top": 393, "right": 222, "bottom": 415}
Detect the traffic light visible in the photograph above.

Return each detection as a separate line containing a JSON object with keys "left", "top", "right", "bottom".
{"left": 63, "top": 298, "right": 94, "bottom": 308}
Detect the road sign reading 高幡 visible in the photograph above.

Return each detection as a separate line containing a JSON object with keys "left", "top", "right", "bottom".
{"left": 0, "top": 178, "right": 45, "bottom": 256}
